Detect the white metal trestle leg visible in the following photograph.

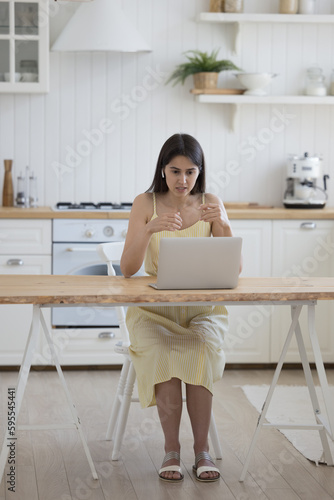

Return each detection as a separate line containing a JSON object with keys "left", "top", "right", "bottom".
{"left": 294, "top": 304, "right": 333, "bottom": 465}
{"left": 307, "top": 303, "right": 334, "bottom": 459}
{"left": 39, "top": 308, "right": 98, "bottom": 479}
{"left": 0, "top": 305, "right": 40, "bottom": 483}
{"left": 239, "top": 304, "right": 303, "bottom": 482}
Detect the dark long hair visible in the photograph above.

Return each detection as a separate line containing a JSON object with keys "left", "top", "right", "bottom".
{"left": 146, "top": 133, "right": 206, "bottom": 194}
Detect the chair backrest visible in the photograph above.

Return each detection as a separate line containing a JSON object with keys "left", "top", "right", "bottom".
{"left": 97, "top": 242, "right": 129, "bottom": 344}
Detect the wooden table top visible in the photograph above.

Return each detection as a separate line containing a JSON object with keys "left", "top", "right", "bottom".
{"left": 0, "top": 275, "right": 334, "bottom": 305}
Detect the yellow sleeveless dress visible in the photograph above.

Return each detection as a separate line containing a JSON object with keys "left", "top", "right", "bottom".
{"left": 126, "top": 193, "right": 228, "bottom": 408}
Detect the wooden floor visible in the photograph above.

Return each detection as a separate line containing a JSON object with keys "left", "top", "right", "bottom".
{"left": 0, "top": 367, "right": 333, "bottom": 500}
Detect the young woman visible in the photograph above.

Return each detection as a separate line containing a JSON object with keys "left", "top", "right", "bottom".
{"left": 121, "top": 133, "right": 240, "bottom": 483}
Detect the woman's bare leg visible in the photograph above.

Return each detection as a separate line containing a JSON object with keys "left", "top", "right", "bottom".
{"left": 186, "top": 384, "right": 219, "bottom": 480}
{"left": 155, "top": 378, "right": 183, "bottom": 480}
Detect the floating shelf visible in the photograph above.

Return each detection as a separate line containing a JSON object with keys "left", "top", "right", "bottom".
{"left": 197, "top": 13, "right": 334, "bottom": 53}
{"left": 194, "top": 94, "right": 334, "bottom": 104}
{"left": 193, "top": 94, "right": 334, "bottom": 132}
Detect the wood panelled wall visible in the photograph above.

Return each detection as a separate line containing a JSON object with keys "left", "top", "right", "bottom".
{"left": 1, "top": 0, "right": 334, "bottom": 207}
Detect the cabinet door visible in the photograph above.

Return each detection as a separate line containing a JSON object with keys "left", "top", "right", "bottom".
{"left": 0, "top": 219, "right": 51, "bottom": 254}
{"left": 0, "top": 254, "right": 51, "bottom": 365}
{"left": 271, "top": 220, "right": 334, "bottom": 363}
{"left": 225, "top": 220, "right": 272, "bottom": 363}
{"left": 0, "top": 0, "right": 49, "bottom": 93}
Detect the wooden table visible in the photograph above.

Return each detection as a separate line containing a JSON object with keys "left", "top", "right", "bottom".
{"left": 0, "top": 275, "right": 334, "bottom": 483}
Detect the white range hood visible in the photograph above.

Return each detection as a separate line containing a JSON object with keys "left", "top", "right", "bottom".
{"left": 51, "top": 0, "right": 151, "bottom": 53}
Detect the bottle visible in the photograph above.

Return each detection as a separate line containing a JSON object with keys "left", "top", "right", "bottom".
{"left": 279, "top": 0, "right": 298, "bottom": 14}
{"left": 15, "top": 172, "right": 25, "bottom": 207}
{"left": 298, "top": 0, "right": 315, "bottom": 14}
{"left": 2, "top": 159, "right": 14, "bottom": 207}
{"left": 224, "top": 0, "right": 243, "bottom": 13}
{"left": 305, "top": 65, "right": 327, "bottom": 96}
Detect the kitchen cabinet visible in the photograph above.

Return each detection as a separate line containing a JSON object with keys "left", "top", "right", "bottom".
{"left": 0, "top": 219, "right": 51, "bottom": 365}
{"left": 271, "top": 219, "right": 334, "bottom": 363}
{"left": 0, "top": 0, "right": 49, "bottom": 93}
{"left": 225, "top": 220, "right": 272, "bottom": 363}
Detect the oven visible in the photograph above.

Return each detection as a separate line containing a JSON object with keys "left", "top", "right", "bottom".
{"left": 52, "top": 205, "right": 131, "bottom": 330}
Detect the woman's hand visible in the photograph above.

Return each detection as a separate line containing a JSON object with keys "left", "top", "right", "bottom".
{"left": 146, "top": 212, "right": 183, "bottom": 234}
{"left": 199, "top": 202, "right": 229, "bottom": 227}
{"left": 199, "top": 199, "right": 233, "bottom": 237}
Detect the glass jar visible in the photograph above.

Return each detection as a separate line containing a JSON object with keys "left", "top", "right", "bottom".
{"left": 279, "top": 0, "right": 298, "bottom": 14}
{"left": 305, "top": 66, "right": 327, "bottom": 96}
{"left": 210, "top": 0, "right": 224, "bottom": 12}
{"left": 298, "top": 0, "right": 315, "bottom": 14}
{"left": 224, "top": 0, "right": 244, "bottom": 13}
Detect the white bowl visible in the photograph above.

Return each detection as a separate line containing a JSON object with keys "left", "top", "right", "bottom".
{"left": 4, "top": 72, "right": 21, "bottom": 82}
{"left": 234, "top": 72, "right": 277, "bottom": 96}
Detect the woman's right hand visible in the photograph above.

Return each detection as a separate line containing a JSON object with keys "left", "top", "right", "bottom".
{"left": 146, "top": 212, "right": 183, "bottom": 234}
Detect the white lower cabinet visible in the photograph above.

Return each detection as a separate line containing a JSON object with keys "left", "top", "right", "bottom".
{"left": 225, "top": 220, "right": 272, "bottom": 363}
{"left": 271, "top": 219, "right": 334, "bottom": 363}
{"left": 0, "top": 220, "right": 51, "bottom": 365}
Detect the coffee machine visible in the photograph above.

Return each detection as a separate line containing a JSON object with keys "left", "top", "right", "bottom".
{"left": 283, "top": 152, "right": 329, "bottom": 209}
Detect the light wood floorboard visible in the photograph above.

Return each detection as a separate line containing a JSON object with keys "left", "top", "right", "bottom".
{"left": 0, "top": 368, "right": 333, "bottom": 499}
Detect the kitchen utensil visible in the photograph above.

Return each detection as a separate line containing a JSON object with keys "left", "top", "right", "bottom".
{"left": 2, "top": 159, "right": 14, "bottom": 206}
{"left": 283, "top": 152, "right": 330, "bottom": 209}
{"left": 234, "top": 73, "right": 277, "bottom": 96}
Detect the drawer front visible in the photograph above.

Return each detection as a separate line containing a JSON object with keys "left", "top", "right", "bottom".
{"left": 0, "top": 255, "right": 51, "bottom": 274}
{"left": 0, "top": 220, "right": 51, "bottom": 254}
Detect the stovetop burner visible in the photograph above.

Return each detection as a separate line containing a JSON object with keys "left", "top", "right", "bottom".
{"left": 55, "top": 202, "right": 133, "bottom": 211}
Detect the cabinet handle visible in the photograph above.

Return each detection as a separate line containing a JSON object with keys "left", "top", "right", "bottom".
{"left": 98, "top": 332, "right": 116, "bottom": 339}
{"left": 7, "top": 258, "right": 23, "bottom": 266}
{"left": 300, "top": 222, "right": 316, "bottom": 230}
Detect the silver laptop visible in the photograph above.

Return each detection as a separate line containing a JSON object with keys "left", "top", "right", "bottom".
{"left": 149, "top": 237, "right": 242, "bottom": 290}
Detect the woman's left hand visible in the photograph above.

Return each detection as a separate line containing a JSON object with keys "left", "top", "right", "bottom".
{"left": 199, "top": 202, "right": 229, "bottom": 226}
{"left": 199, "top": 201, "right": 233, "bottom": 237}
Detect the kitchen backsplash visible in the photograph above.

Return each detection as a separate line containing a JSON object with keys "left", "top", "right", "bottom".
{"left": 1, "top": 0, "right": 334, "bottom": 207}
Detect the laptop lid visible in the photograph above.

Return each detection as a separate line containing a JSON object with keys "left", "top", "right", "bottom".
{"left": 151, "top": 237, "right": 242, "bottom": 290}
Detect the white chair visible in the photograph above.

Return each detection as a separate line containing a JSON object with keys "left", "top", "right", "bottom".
{"left": 97, "top": 242, "right": 223, "bottom": 461}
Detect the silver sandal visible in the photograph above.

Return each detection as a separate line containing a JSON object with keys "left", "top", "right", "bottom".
{"left": 192, "top": 451, "right": 220, "bottom": 482}
{"left": 159, "top": 451, "right": 184, "bottom": 482}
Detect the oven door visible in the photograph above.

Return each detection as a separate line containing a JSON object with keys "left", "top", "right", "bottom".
{"left": 52, "top": 243, "right": 121, "bottom": 327}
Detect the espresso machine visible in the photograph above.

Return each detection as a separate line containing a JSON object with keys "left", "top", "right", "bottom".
{"left": 283, "top": 152, "right": 329, "bottom": 209}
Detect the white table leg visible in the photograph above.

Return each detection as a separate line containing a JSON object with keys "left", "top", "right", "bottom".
{"left": 294, "top": 306, "right": 334, "bottom": 465}
{"left": 308, "top": 304, "right": 334, "bottom": 452}
{"left": 0, "top": 305, "right": 40, "bottom": 483}
{"left": 239, "top": 304, "right": 303, "bottom": 482}
{"left": 39, "top": 309, "right": 98, "bottom": 479}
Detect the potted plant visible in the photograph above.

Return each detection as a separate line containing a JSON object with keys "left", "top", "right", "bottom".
{"left": 166, "top": 49, "right": 241, "bottom": 89}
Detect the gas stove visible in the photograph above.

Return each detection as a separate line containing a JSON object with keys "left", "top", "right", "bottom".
{"left": 53, "top": 202, "right": 132, "bottom": 211}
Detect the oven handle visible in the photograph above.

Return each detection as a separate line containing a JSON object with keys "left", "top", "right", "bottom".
{"left": 66, "top": 247, "right": 98, "bottom": 252}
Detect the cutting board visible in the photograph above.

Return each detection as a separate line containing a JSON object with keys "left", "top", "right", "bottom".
{"left": 224, "top": 202, "right": 274, "bottom": 209}
{"left": 190, "top": 88, "right": 244, "bottom": 95}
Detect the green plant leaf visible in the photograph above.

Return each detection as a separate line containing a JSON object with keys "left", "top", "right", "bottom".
{"left": 166, "top": 49, "right": 241, "bottom": 86}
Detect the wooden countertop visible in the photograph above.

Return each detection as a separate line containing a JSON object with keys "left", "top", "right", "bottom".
{"left": 0, "top": 275, "right": 334, "bottom": 305}
{"left": 1, "top": 205, "right": 334, "bottom": 220}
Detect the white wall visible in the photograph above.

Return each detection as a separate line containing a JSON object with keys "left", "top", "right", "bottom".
{"left": 1, "top": 0, "right": 334, "bottom": 207}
